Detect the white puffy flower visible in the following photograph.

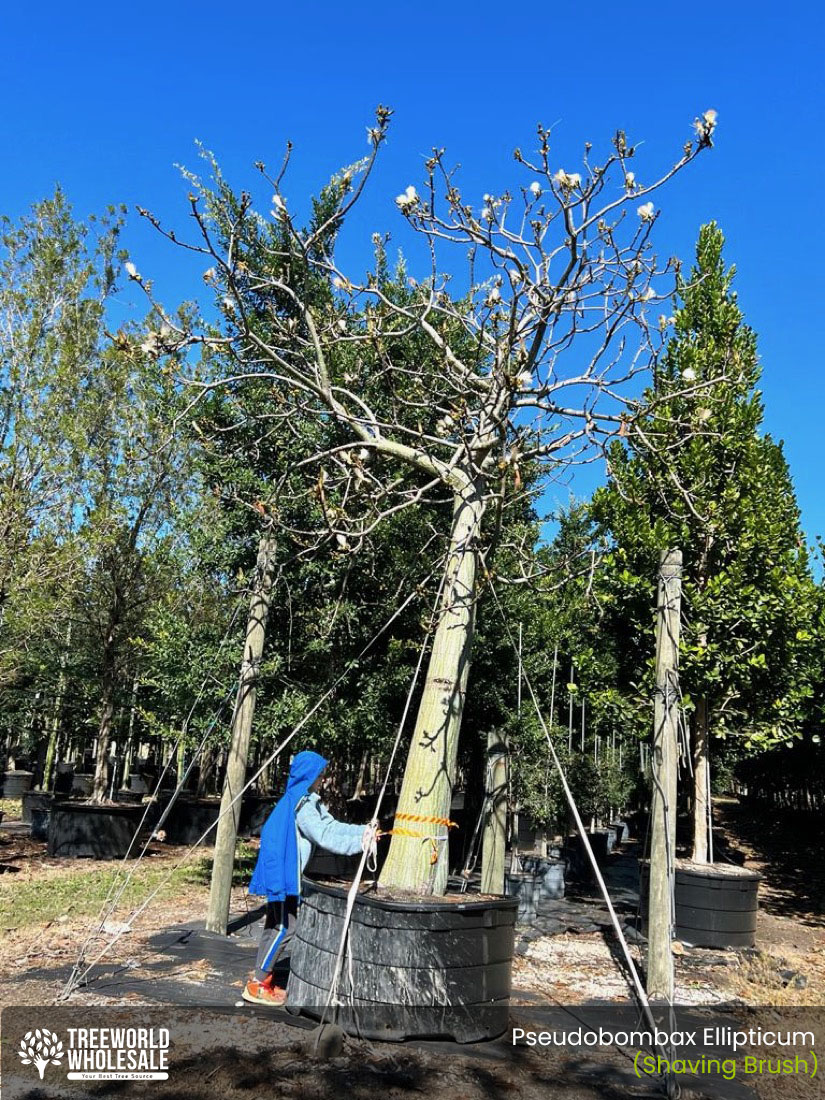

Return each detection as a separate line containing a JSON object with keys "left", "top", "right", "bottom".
{"left": 529, "top": 181, "right": 542, "bottom": 196}
{"left": 553, "top": 169, "right": 579, "bottom": 190}
{"left": 357, "top": 447, "right": 371, "bottom": 462}
{"left": 517, "top": 370, "right": 532, "bottom": 388}
{"left": 485, "top": 286, "right": 501, "bottom": 306}
{"left": 693, "top": 109, "right": 718, "bottom": 141}
{"left": 624, "top": 172, "right": 636, "bottom": 190}
{"left": 682, "top": 367, "right": 697, "bottom": 382}
{"left": 202, "top": 267, "right": 216, "bottom": 283}
{"left": 483, "top": 193, "right": 493, "bottom": 204}
{"left": 395, "top": 185, "right": 419, "bottom": 212}
{"left": 335, "top": 533, "right": 349, "bottom": 549}
{"left": 271, "top": 194, "right": 285, "bottom": 213}
{"left": 696, "top": 407, "right": 712, "bottom": 422}
{"left": 637, "top": 201, "right": 656, "bottom": 222}
{"left": 480, "top": 206, "right": 492, "bottom": 222}
{"left": 508, "top": 268, "right": 522, "bottom": 285}
{"left": 223, "top": 296, "right": 235, "bottom": 312}
{"left": 337, "top": 319, "right": 347, "bottom": 332}
{"left": 332, "top": 276, "right": 344, "bottom": 289}
{"left": 124, "top": 261, "right": 139, "bottom": 279}
{"left": 642, "top": 287, "right": 656, "bottom": 301}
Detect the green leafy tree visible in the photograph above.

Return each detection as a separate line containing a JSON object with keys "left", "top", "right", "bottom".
{"left": 0, "top": 190, "right": 124, "bottom": 691}
{"left": 591, "top": 223, "right": 817, "bottom": 862}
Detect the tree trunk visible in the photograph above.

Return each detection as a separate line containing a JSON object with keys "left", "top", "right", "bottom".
{"left": 206, "top": 533, "right": 277, "bottom": 934}
{"left": 480, "top": 730, "right": 508, "bottom": 894}
{"left": 692, "top": 696, "right": 710, "bottom": 863}
{"left": 91, "top": 681, "right": 116, "bottom": 802}
{"left": 91, "top": 590, "right": 124, "bottom": 803}
{"left": 350, "top": 750, "right": 369, "bottom": 801}
{"left": 197, "top": 744, "right": 218, "bottom": 797}
{"left": 121, "top": 670, "right": 140, "bottom": 786}
{"left": 379, "top": 485, "right": 483, "bottom": 895}
{"left": 176, "top": 736, "right": 186, "bottom": 790}
{"left": 42, "top": 625, "right": 69, "bottom": 792}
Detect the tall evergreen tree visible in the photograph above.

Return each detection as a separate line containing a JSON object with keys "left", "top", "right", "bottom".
{"left": 591, "top": 223, "right": 816, "bottom": 861}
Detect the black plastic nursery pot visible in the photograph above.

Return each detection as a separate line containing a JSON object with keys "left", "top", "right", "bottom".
{"left": 0, "top": 770, "right": 34, "bottom": 798}
{"left": 641, "top": 862, "right": 762, "bottom": 949}
{"left": 70, "top": 773, "right": 94, "bottom": 797}
{"left": 53, "top": 764, "right": 75, "bottom": 795}
{"left": 286, "top": 878, "right": 518, "bottom": 1043}
{"left": 565, "top": 831, "right": 609, "bottom": 879}
{"left": 23, "top": 791, "right": 66, "bottom": 839}
{"left": 21, "top": 790, "right": 63, "bottom": 824}
{"left": 520, "top": 855, "right": 566, "bottom": 900}
{"left": 504, "top": 870, "right": 541, "bottom": 921}
{"left": 238, "top": 794, "right": 277, "bottom": 837}
{"left": 30, "top": 807, "right": 51, "bottom": 841}
{"left": 47, "top": 802, "right": 145, "bottom": 859}
{"left": 162, "top": 797, "right": 221, "bottom": 845}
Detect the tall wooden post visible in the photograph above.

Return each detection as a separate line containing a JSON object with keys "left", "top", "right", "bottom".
{"left": 481, "top": 731, "right": 508, "bottom": 894}
{"left": 206, "top": 533, "right": 277, "bottom": 934}
{"left": 647, "top": 548, "right": 682, "bottom": 1001}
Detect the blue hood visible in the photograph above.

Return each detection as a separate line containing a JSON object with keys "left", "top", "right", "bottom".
{"left": 248, "top": 750, "right": 328, "bottom": 901}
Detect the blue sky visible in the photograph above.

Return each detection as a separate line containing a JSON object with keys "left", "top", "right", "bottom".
{"left": 2, "top": 1, "right": 822, "bottom": 543}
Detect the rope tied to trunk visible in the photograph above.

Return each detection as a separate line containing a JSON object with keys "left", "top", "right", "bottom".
{"left": 381, "top": 815, "right": 459, "bottom": 864}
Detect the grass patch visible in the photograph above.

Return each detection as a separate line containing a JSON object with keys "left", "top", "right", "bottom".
{"left": 0, "top": 841, "right": 259, "bottom": 931}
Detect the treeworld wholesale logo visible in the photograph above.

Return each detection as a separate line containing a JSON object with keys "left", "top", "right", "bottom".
{"left": 17, "top": 1029, "right": 64, "bottom": 1079}
{"left": 15, "top": 1026, "right": 170, "bottom": 1082}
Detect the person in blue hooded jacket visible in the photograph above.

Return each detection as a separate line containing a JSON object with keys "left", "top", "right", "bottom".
{"left": 243, "top": 749, "right": 377, "bottom": 1005}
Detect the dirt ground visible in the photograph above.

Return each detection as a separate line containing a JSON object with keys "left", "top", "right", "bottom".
{"left": 1, "top": 799, "right": 823, "bottom": 1099}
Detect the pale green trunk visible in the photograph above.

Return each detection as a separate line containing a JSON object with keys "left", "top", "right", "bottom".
{"left": 480, "top": 731, "right": 508, "bottom": 894}
{"left": 692, "top": 696, "right": 710, "bottom": 863}
{"left": 379, "top": 487, "right": 483, "bottom": 895}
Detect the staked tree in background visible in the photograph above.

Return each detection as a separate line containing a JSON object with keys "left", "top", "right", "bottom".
{"left": 590, "top": 223, "right": 818, "bottom": 862}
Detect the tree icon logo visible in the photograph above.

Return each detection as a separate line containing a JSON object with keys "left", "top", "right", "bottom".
{"left": 17, "top": 1029, "right": 64, "bottom": 1079}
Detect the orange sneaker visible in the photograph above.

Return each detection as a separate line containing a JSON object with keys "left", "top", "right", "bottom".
{"left": 242, "top": 977, "right": 287, "bottom": 1006}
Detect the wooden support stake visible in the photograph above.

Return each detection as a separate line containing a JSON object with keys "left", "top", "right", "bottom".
{"left": 206, "top": 534, "right": 276, "bottom": 935}
{"left": 647, "top": 548, "right": 682, "bottom": 1002}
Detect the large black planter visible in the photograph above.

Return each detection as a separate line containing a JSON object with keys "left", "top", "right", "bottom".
{"left": 287, "top": 878, "right": 518, "bottom": 1043}
{"left": 54, "top": 765, "right": 75, "bottom": 796}
{"left": 504, "top": 870, "right": 541, "bottom": 921}
{"left": 22, "top": 790, "right": 56, "bottom": 824}
{"left": 565, "top": 831, "right": 609, "bottom": 879}
{"left": 71, "top": 774, "right": 94, "bottom": 797}
{"left": 31, "top": 808, "right": 51, "bottom": 841}
{"left": 641, "top": 863, "right": 762, "bottom": 949}
{"left": 0, "top": 771, "right": 34, "bottom": 798}
{"left": 521, "top": 856, "right": 565, "bottom": 900}
{"left": 23, "top": 791, "right": 66, "bottom": 839}
{"left": 162, "top": 798, "right": 221, "bottom": 846}
{"left": 238, "top": 795, "right": 277, "bottom": 837}
{"left": 47, "top": 802, "right": 145, "bottom": 859}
